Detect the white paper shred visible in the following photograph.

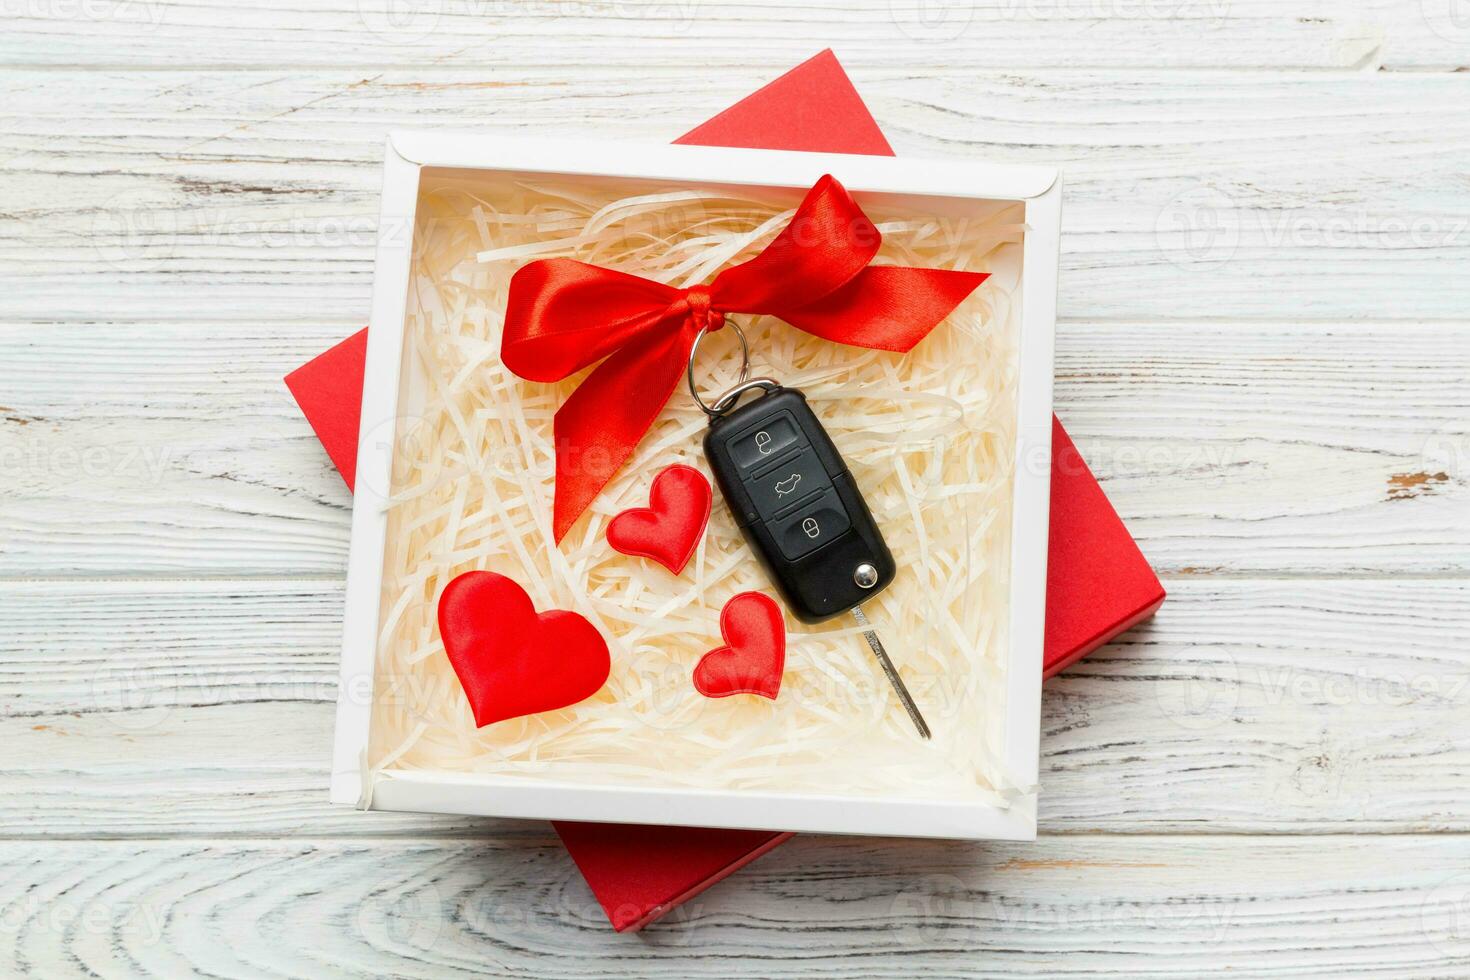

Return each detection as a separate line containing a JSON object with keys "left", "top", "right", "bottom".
{"left": 366, "top": 172, "right": 1028, "bottom": 806}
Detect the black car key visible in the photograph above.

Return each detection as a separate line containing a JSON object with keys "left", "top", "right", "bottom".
{"left": 702, "top": 381, "right": 932, "bottom": 739}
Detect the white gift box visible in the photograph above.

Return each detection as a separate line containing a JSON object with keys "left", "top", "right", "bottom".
{"left": 331, "top": 133, "right": 1060, "bottom": 840}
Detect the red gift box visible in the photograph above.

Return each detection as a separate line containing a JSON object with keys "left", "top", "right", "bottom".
{"left": 287, "top": 49, "right": 1164, "bottom": 932}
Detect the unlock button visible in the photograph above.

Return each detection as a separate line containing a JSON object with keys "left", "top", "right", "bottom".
{"left": 771, "top": 489, "right": 851, "bottom": 560}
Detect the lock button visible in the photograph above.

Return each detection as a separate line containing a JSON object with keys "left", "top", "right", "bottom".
{"left": 770, "top": 489, "right": 851, "bottom": 560}
{"left": 728, "top": 414, "right": 802, "bottom": 472}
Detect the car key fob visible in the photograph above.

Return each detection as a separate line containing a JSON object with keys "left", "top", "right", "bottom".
{"left": 703, "top": 385, "right": 895, "bottom": 625}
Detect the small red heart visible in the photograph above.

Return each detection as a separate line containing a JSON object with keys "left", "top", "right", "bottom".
{"left": 437, "top": 571, "right": 610, "bottom": 727}
{"left": 606, "top": 464, "right": 712, "bottom": 574}
{"left": 693, "top": 592, "right": 786, "bottom": 700}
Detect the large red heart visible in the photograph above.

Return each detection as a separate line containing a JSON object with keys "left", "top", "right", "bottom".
{"left": 693, "top": 592, "right": 786, "bottom": 700}
{"left": 606, "top": 464, "right": 712, "bottom": 575}
{"left": 437, "top": 571, "right": 611, "bottom": 727}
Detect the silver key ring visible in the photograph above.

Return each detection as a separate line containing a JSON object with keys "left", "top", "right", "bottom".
{"left": 686, "top": 320, "right": 752, "bottom": 417}
{"left": 708, "top": 377, "right": 780, "bottom": 416}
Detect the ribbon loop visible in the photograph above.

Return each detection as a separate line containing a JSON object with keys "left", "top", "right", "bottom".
{"left": 501, "top": 174, "right": 989, "bottom": 542}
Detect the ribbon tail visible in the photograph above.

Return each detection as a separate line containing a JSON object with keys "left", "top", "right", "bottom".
{"left": 551, "top": 325, "right": 694, "bottom": 543}
{"left": 777, "top": 266, "right": 990, "bottom": 353}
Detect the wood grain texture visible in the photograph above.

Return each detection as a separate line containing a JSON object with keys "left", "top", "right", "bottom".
{"left": 5, "top": 835, "right": 1470, "bottom": 978}
{"left": 4, "top": 578, "right": 1467, "bottom": 839}
{"left": 1, "top": 69, "right": 1468, "bottom": 322}
{"left": 0, "top": 0, "right": 1430, "bottom": 70}
{"left": 4, "top": 5, "right": 1469, "bottom": 972}
{"left": 2, "top": 320, "right": 1464, "bottom": 576}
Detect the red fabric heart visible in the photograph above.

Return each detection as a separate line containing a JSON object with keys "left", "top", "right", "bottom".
{"left": 693, "top": 592, "right": 786, "bottom": 700}
{"left": 437, "top": 571, "right": 611, "bottom": 727}
{"left": 606, "top": 464, "right": 712, "bottom": 575}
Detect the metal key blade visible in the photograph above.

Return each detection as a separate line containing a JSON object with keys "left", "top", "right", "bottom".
{"left": 851, "top": 606, "right": 931, "bottom": 740}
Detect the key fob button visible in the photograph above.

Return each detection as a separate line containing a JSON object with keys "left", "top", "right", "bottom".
{"left": 771, "top": 489, "right": 851, "bottom": 560}
{"left": 729, "top": 414, "right": 802, "bottom": 472}
{"left": 745, "top": 450, "right": 831, "bottom": 522}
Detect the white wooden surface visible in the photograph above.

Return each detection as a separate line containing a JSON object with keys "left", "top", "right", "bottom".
{"left": 2, "top": 2, "right": 1468, "bottom": 976}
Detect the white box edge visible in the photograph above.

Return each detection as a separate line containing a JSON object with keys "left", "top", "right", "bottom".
{"left": 330, "top": 133, "right": 1060, "bottom": 838}
{"left": 328, "top": 137, "right": 422, "bottom": 806}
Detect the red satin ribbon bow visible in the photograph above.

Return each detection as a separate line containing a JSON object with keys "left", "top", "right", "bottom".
{"left": 502, "top": 174, "right": 989, "bottom": 542}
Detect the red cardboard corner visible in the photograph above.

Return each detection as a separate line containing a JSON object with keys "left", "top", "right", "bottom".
{"left": 556, "top": 822, "right": 794, "bottom": 932}
{"left": 675, "top": 49, "right": 894, "bottom": 156}
{"left": 285, "top": 328, "right": 368, "bottom": 490}
{"left": 1044, "top": 417, "right": 1166, "bottom": 677}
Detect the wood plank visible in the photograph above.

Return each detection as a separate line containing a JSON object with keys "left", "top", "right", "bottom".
{"left": 0, "top": 1, "right": 1405, "bottom": 70}
{"left": 3, "top": 578, "right": 1466, "bottom": 838}
{"left": 3, "top": 11, "right": 1466, "bottom": 971}
{"left": 0, "top": 579, "right": 471, "bottom": 837}
{"left": 0, "top": 321, "right": 353, "bottom": 576}
{"left": 1370, "top": 0, "right": 1470, "bottom": 69}
{"left": 1045, "top": 577, "right": 1470, "bottom": 832}
{"left": 4, "top": 834, "right": 1470, "bottom": 977}
{"left": 1056, "top": 321, "right": 1470, "bottom": 576}
{"left": 1, "top": 319, "right": 1464, "bottom": 577}
{"left": 1, "top": 70, "right": 1468, "bottom": 322}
